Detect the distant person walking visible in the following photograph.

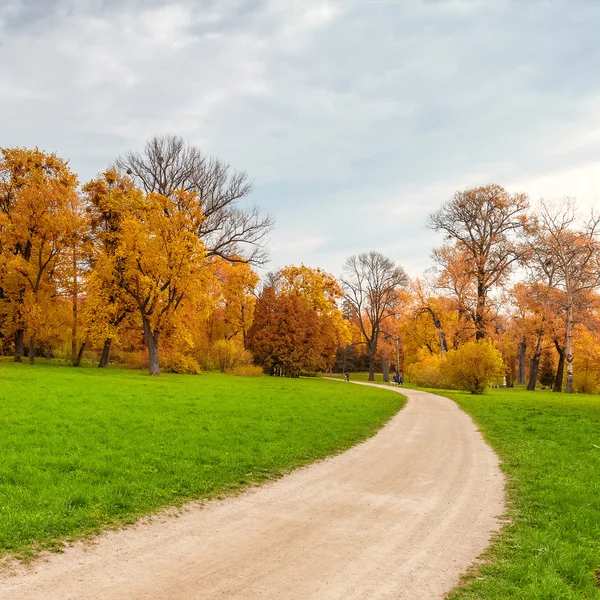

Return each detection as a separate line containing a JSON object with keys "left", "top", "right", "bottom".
{"left": 344, "top": 372, "right": 350, "bottom": 382}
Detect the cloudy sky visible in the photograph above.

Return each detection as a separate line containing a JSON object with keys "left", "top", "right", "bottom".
{"left": 1, "top": 0, "right": 599, "bottom": 278}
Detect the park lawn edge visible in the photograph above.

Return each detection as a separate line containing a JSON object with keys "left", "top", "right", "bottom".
{"left": 0, "top": 371, "right": 407, "bottom": 564}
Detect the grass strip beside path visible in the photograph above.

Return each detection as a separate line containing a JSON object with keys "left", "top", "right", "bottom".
{"left": 438, "top": 388, "right": 600, "bottom": 600}
{"left": 0, "top": 362, "right": 404, "bottom": 558}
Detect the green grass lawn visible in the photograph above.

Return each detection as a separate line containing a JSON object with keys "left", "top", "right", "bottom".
{"left": 435, "top": 388, "right": 600, "bottom": 600}
{"left": 0, "top": 361, "right": 404, "bottom": 558}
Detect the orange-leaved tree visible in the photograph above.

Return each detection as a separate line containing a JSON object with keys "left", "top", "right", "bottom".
{"left": 0, "top": 147, "right": 84, "bottom": 363}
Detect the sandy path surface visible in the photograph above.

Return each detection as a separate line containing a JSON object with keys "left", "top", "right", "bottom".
{"left": 1, "top": 385, "right": 504, "bottom": 600}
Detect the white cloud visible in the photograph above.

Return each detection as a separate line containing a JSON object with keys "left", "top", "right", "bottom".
{"left": 0, "top": 0, "right": 599, "bottom": 279}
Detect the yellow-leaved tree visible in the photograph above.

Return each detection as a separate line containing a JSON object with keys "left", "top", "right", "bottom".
{"left": 0, "top": 147, "right": 85, "bottom": 363}
{"left": 113, "top": 189, "right": 207, "bottom": 375}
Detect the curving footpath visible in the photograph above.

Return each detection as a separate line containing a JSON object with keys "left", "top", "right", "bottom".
{"left": 1, "top": 385, "right": 505, "bottom": 600}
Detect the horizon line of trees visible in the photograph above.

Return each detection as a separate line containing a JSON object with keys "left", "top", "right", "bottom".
{"left": 2, "top": 140, "right": 599, "bottom": 393}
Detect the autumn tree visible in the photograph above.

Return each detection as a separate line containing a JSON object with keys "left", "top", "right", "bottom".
{"left": 117, "top": 134, "right": 273, "bottom": 265}
{"left": 209, "top": 257, "right": 259, "bottom": 348}
{"left": 278, "top": 264, "right": 351, "bottom": 354}
{"left": 341, "top": 252, "right": 408, "bottom": 381}
{"left": 83, "top": 169, "right": 142, "bottom": 367}
{"left": 0, "top": 147, "right": 84, "bottom": 363}
{"left": 248, "top": 286, "right": 324, "bottom": 377}
{"left": 428, "top": 184, "right": 529, "bottom": 340}
{"left": 528, "top": 200, "right": 600, "bottom": 392}
{"left": 114, "top": 190, "right": 208, "bottom": 375}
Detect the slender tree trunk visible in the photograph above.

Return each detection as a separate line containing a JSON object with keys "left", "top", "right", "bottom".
{"left": 368, "top": 354, "right": 375, "bottom": 381}
{"left": 241, "top": 304, "right": 247, "bottom": 349}
{"left": 14, "top": 329, "right": 24, "bottom": 362}
{"left": 527, "top": 334, "right": 543, "bottom": 391}
{"left": 142, "top": 317, "right": 160, "bottom": 376}
{"left": 73, "top": 340, "right": 86, "bottom": 367}
{"left": 28, "top": 335, "right": 35, "bottom": 365}
{"left": 71, "top": 246, "right": 78, "bottom": 364}
{"left": 565, "top": 300, "right": 574, "bottom": 393}
{"left": 382, "top": 356, "right": 389, "bottom": 382}
{"left": 506, "top": 355, "right": 516, "bottom": 388}
{"left": 518, "top": 338, "right": 526, "bottom": 385}
{"left": 553, "top": 341, "right": 565, "bottom": 393}
{"left": 98, "top": 338, "right": 112, "bottom": 368}
{"left": 475, "top": 279, "right": 486, "bottom": 340}
{"left": 425, "top": 308, "right": 447, "bottom": 357}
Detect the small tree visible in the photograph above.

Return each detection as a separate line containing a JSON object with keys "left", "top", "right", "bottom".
{"left": 442, "top": 340, "right": 505, "bottom": 394}
{"left": 341, "top": 252, "right": 408, "bottom": 381}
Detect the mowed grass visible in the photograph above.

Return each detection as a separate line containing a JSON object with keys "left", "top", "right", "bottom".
{"left": 436, "top": 388, "right": 600, "bottom": 599}
{"left": 0, "top": 361, "right": 404, "bottom": 558}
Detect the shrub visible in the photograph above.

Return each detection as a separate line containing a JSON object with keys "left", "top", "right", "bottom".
{"left": 406, "top": 354, "right": 452, "bottom": 389}
{"left": 230, "top": 364, "right": 263, "bottom": 377}
{"left": 212, "top": 339, "right": 252, "bottom": 373}
{"left": 573, "top": 371, "right": 599, "bottom": 394}
{"left": 442, "top": 340, "right": 505, "bottom": 394}
{"left": 164, "top": 353, "right": 202, "bottom": 375}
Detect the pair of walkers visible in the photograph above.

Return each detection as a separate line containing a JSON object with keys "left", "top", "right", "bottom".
{"left": 392, "top": 373, "right": 404, "bottom": 385}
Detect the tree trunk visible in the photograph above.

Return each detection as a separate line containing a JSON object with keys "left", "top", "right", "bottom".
{"left": 518, "top": 338, "right": 526, "bottom": 385}
{"left": 14, "top": 329, "right": 24, "bottom": 362}
{"left": 382, "top": 356, "right": 389, "bottom": 382}
{"left": 553, "top": 342, "right": 565, "bottom": 393}
{"left": 527, "top": 335, "right": 543, "bottom": 391}
{"left": 506, "top": 355, "right": 515, "bottom": 388}
{"left": 368, "top": 354, "right": 375, "bottom": 381}
{"left": 71, "top": 246, "right": 78, "bottom": 364}
{"left": 73, "top": 340, "right": 86, "bottom": 367}
{"left": 98, "top": 338, "right": 112, "bottom": 368}
{"left": 28, "top": 335, "right": 35, "bottom": 365}
{"left": 527, "top": 356, "right": 540, "bottom": 390}
{"left": 565, "top": 301, "right": 574, "bottom": 393}
{"left": 475, "top": 279, "right": 486, "bottom": 340}
{"left": 143, "top": 317, "right": 160, "bottom": 376}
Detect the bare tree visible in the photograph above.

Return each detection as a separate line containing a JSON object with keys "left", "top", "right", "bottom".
{"left": 341, "top": 252, "right": 408, "bottom": 381}
{"left": 528, "top": 199, "right": 600, "bottom": 393}
{"left": 117, "top": 135, "right": 274, "bottom": 265}
{"left": 429, "top": 184, "right": 529, "bottom": 339}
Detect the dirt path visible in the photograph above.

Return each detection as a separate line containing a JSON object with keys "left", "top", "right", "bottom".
{"left": 1, "top": 385, "right": 504, "bottom": 600}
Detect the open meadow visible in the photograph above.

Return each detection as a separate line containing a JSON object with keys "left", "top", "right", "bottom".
{"left": 0, "top": 362, "right": 404, "bottom": 559}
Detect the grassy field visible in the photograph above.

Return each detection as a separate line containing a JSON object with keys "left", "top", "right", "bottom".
{"left": 433, "top": 388, "right": 600, "bottom": 599}
{"left": 0, "top": 361, "right": 404, "bottom": 558}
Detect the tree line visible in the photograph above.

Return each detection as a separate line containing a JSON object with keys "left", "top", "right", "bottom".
{"left": 1, "top": 139, "right": 599, "bottom": 392}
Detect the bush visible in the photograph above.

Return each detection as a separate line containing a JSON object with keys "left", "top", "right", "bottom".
{"left": 212, "top": 339, "right": 252, "bottom": 373}
{"left": 406, "top": 354, "right": 452, "bottom": 389}
{"left": 573, "top": 371, "right": 599, "bottom": 394}
{"left": 164, "top": 353, "right": 202, "bottom": 375}
{"left": 442, "top": 340, "right": 505, "bottom": 394}
{"left": 230, "top": 364, "right": 263, "bottom": 377}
